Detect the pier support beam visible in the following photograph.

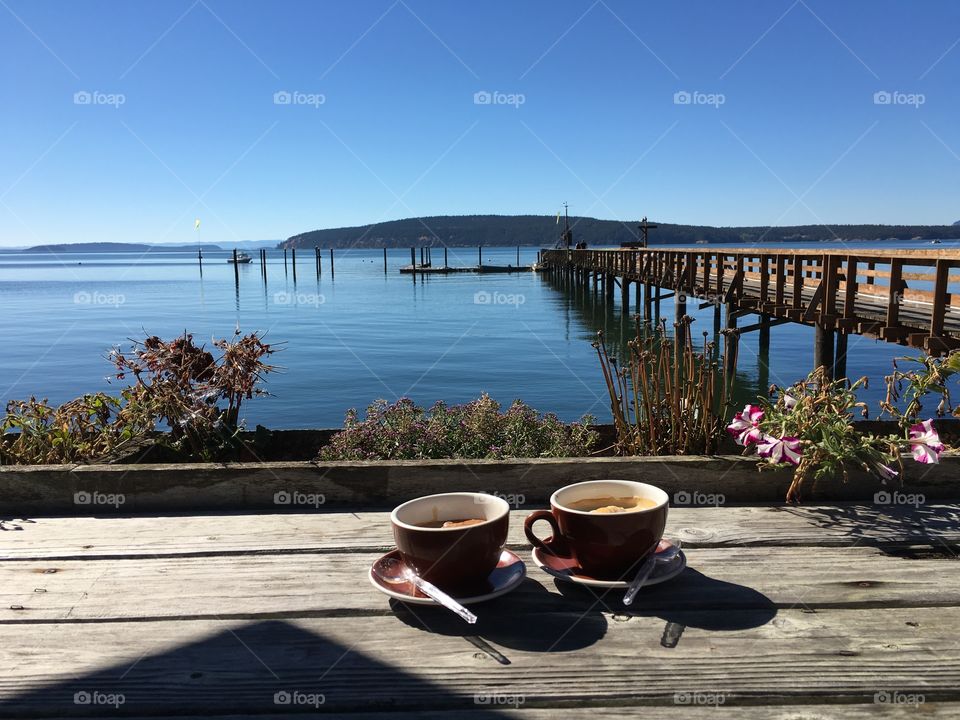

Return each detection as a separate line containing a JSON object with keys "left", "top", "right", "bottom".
{"left": 605, "top": 274, "right": 615, "bottom": 303}
{"left": 834, "top": 332, "right": 848, "bottom": 380}
{"left": 621, "top": 278, "right": 631, "bottom": 314}
{"left": 675, "top": 292, "right": 687, "bottom": 348}
{"left": 814, "top": 325, "right": 835, "bottom": 379}
{"left": 724, "top": 302, "right": 738, "bottom": 385}
{"left": 643, "top": 283, "right": 652, "bottom": 320}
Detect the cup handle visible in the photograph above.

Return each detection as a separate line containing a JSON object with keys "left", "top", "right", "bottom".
{"left": 524, "top": 509, "right": 570, "bottom": 557}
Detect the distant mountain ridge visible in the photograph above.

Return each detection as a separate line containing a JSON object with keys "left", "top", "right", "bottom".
{"left": 283, "top": 215, "right": 960, "bottom": 249}
{"left": 26, "top": 242, "right": 223, "bottom": 253}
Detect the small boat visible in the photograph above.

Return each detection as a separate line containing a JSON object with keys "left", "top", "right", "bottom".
{"left": 227, "top": 252, "right": 252, "bottom": 264}
{"left": 931, "top": 239, "right": 943, "bottom": 245}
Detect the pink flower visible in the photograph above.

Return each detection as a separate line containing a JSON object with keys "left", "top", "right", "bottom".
{"left": 757, "top": 435, "right": 803, "bottom": 466}
{"left": 909, "top": 420, "right": 945, "bottom": 465}
{"left": 874, "top": 462, "right": 899, "bottom": 481}
{"left": 727, "top": 404, "right": 764, "bottom": 446}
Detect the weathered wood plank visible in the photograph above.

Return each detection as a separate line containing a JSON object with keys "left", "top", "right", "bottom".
{"left": 89, "top": 707, "right": 960, "bottom": 720}
{"left": 4, "top": 455, "right": 960, "bottom": 514}
{"left": 0, "top": 608, "right": 956, "bottom": 716}
{"left": 2, "top": 545, "right": 957, "bottom": 621}
{"left": 3, "top": 505, "right": 959, "bottom": 560}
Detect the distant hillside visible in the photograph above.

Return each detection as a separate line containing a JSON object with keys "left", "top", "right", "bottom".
{"left": 26, "top": 242, "right": 223, "bottom": 253}
{"left": 282, "top": 215, "right": 960, "bottom": 249}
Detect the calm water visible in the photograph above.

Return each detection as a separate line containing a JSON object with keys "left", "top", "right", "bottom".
{"left": 1, "top": 242, "right": 955, "bottom": 429}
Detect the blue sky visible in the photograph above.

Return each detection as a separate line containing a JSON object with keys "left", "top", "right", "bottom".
{"left": 1, "top": 0, "right": 959, "bottom": 246}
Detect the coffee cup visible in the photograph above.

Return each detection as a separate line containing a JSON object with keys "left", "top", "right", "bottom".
{"left": 391, "top": 492, "right": 510, "bottom": 593}
{"left": 524, "top": 480, "right": 668, "bottom": 580}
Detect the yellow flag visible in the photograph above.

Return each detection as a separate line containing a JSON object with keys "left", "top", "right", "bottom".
{"left": 194, "top": 218, "right": 201, "bottom": 230}
{"left": 556, "top": 212, "right": 561, "bottom": 224}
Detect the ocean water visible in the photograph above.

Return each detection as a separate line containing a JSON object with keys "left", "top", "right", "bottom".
{"left": 1, "top": 242, "right": 954, "bottom": 429}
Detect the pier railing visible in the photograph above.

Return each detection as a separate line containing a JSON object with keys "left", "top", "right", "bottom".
{"left": 540, "top": 247, "right": 960, "bottom": 354}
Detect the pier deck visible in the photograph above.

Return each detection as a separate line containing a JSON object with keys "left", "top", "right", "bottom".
{"left": 541, "top": 247, "right": 960, "bottom": 359}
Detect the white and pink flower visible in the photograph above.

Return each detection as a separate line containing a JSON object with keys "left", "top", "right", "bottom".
{"left": 909, "top": 420, "right": 945, "bottom": 465}
{"left": 756, "top": 434, "right": 803, "bottom": 466}
{"left": 727, "top": 404, "right": 764, "bottom": 446}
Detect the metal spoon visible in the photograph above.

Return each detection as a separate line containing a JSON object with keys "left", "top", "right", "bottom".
{"left": 622, "top": 539, "right": 682, "bottom": 606}
{"left": 376, "top": 557, "right": 478, "bottom": 624}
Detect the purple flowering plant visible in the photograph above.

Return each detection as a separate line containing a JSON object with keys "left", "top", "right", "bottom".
{"left": 318, "top": 394, "right": 597, "bottom": 461}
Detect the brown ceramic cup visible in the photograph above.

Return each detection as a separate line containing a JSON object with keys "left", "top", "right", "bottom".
{"left": 391, "top": 492, "right": 510, "bottom": 593}
{"left": 524, "top": 480, "right": 669, "bottom": 580}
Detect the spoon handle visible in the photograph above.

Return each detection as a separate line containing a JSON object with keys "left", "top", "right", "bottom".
{"left": 413, "top": 576, "right": 478, "bottom": 624}
{"left": 622, "top": 556, "right": 656, "bottom": 606}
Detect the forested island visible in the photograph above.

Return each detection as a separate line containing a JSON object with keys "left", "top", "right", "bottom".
{"left": 283, "top": 215, "right": 960, "bottom": 249}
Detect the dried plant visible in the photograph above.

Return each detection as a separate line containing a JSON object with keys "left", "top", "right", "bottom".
{"left": 112, "top": 330, "right": 278, "bottom": 460}
{"left": 1, "top": 330, "right": 277, "bottom": 465}
{"left": 594, "top": 316, "right": 738, "bottom": 456}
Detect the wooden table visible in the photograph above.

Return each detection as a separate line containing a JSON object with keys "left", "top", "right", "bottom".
{"left": 2, "top": 504, "right": 959, "bottom": 717}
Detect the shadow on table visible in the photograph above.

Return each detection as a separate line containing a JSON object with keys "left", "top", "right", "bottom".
{"left": 550, "top": 567, "right": 778, "bottom": 632}
{"left": 0, "top": 619, "right": 519, "bottom": 717}
{"left": 776, "top": 502, "right": 960, "bottom": 553}
{"left": 391, "top": 578, "right": 608, "bottom": 654}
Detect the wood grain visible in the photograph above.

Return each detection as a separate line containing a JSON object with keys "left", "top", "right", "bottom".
{"left": 3, "top": 504, "right": 959, "bottom": 560}
{"left": 0, "top": 608, "right": 955, "bottom": 716}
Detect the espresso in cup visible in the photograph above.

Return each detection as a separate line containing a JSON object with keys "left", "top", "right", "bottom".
{"left": 392, "top": 492, "right": 510, "bottom": 593}
{"left": 525, "top": 480, "right": 668, "bottom": 580}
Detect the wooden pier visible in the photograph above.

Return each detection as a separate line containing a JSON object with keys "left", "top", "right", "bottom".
{"left": 400, "top": 264, "right": 535, "bottom": 274}
{"left": 540, "top": 247, "right": 960, "bottom": 376}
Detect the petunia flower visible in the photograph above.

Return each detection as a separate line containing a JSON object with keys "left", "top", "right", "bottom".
{"left": 873, "top": 462, "right": 899, "bottom": 481}
{"left": 727, "top": 404, "right": 764, "bottom": 446}
{"left": 909, "top": 420, "right": 945, "bottom": 464}
{"left": 756, "top": 434, "right": 803, "bottom": 466}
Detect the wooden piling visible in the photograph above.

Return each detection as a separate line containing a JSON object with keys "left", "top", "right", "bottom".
{"left": 232, "top": 249, "right": 239, "bottom": 286}
{"left": 329, "top": 248, "right": 334, "bottom": 279}
{"left": 444, "top": 246, "right": 448, "bottom": 268}
{"left": 478, "top": 245, "right": 482, "bottom": 267}
{"left": 283, "top": 249, "right": 288, "bottom": 277}
{"left": 198, "top": 248, "right": 203, "bottom": 277}
{"left": 383, "top": 247, "right": 388, "bottom": 274}
{"left": 835, "top": 332, "right": 848, "bottom": 380}
{"left": 814, "top": 324, "right": 835, "bottom": 379}
{"left": 410, "top": 247, "right": 416, "bottom": 284}
{"left": 291, "top": 248, "right": 297, "bottom": 282}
